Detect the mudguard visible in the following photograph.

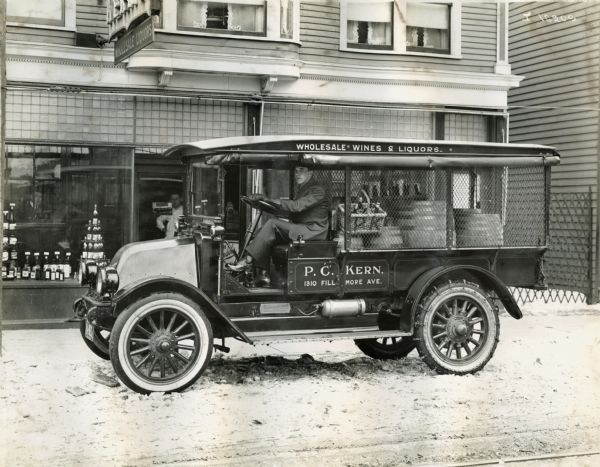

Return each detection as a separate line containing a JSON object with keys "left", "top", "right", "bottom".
{"left": 112, "top": 276, "right": 252, "bottom": 343}
{"left": 404, "top": 265, "right": 522, "bottom": 328}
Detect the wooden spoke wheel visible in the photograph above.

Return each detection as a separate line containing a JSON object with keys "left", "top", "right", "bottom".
{"left": 109, "top": 293, "right": 212, "bottom": 394}
{"left": 355, "top": 336, "right": 416, "bottom": 360}
{"left": 416, "top": 281, "right": 499, "bottom": 374}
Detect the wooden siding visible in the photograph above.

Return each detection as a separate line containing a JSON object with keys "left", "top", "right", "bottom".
{"left": 508, "top": 1, "right": 600, "bottom": 194}
{"left": 151, "top": 33, "right": 301, "bottom": 60}
{"left": 299, "top": 1, "right": 497, "bottom": 73}
{"left": 509, "top": 1, "right": 600, "bottom": 301}
{"left": 77, "top": 0, "right": 108, "bottom": 36}
{"left": 7, "top": 26, "right": 74, "bottom": 46}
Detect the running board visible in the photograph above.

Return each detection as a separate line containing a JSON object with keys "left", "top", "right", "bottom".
{"left": 246, "top": 328, "right": 411, "bottom": 344}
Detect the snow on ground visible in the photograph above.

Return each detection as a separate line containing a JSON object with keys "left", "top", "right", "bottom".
{"left": 1, "top": 305, "right": 600, "bottom": 466}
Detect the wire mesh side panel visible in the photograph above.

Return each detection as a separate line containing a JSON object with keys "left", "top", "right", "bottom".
{"left": 452, "top": 168, "right": 504, "bottom": 248}
{"left": 504, "top": 166, "right": 546, "bottom": 247}
{"left": 343, "top": 169, "right": 448, "bottom": 250}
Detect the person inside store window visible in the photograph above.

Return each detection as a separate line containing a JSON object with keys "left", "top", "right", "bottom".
{"left": 23, "top": 190, "right": 44, "bottom": 222}
{"left": 227, "top": 167, "right": 330, "bottom": 284}
{"left": 156, "top": 193, "right": 184, "bottom": 239}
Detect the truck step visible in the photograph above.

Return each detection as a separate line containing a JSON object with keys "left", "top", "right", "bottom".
{"left": 246, "top": 328, "right": 411, "bottom": 344}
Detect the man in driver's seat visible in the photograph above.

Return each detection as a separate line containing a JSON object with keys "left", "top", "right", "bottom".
{"left": 227, "top": 167, "right": 330, "bottom": 277}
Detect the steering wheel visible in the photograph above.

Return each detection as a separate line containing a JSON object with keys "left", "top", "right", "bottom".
{"left": 240, "top": 196, "right": 283, "bottom": 216}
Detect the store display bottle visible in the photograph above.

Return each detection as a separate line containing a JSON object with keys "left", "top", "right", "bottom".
{"left": 64, "top": 252, "right": 72, "bottom": 278}
{"left": 22, "top": 252, "right": 31, "bottom": 279}
{"left": 51, "top": 251, "right": 59, "bottom": 281}
{"left": 92, "top": 204, "right": 99, "bottom": 226}
{"left": 7, "top": 203, "right": 16, "bottom": 231}
{"left": 86, "top": 220, "right": 93, "bottom": 242}
{"left": 2, "top": 210, "right": 8, "bottom": 231}
{"left": 33, "top": 252, "right": 42, "bottom": 280}
{"left": 1, "top": 261, "right": 7, "bottom": 279}
{"left": 56, "top": 252, "right": 64, "bottom": 281}
{"left": 43, "top": 252, "right": 51, "bottom": 280}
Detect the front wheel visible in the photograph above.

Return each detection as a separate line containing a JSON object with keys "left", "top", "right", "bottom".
{"left": 109, "top": 293, "right": 213, "bottom": 394}
{"left": 415, "top": 281, "right": 499, "bottom": 375}
{"left": 79, "top": 319, "right": 111, "bottom": 360}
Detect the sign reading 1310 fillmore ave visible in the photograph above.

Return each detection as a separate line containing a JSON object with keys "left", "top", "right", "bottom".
{"left": 114, "top": 16, "right": 154, "bottom": 65}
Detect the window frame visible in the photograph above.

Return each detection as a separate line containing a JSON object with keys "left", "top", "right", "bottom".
{"left": 162, "top": 0, "right": 300, "bottom": 42}
{"left": 339, "top": 0, "right": 462, "bottom": 58}
{"left": 6, "top": 0, "right": 76, "bottom": 31}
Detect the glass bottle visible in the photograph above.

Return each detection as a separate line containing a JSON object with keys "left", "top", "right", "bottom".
{"left": 64, "top": 252, "right": 72, "bottom": 279}
{"left": 22, "top": 252, "right": 31, "bottom": 279}
{"left": 1, "top": 260, "right": 7, "bottom": 279}
{"left": 86, "top": 220, "right": 93, "bottom": 241}
{"left": 33, "top": 252, "right": 42, "bottom": 280}
{"left": 2, "top": 210, "right": 8, "bottom": 230}
{"left": 92, "top": 204, "right": 99, "bottom": 226}
{"left": 8, "top": 203, "right": 16, "bottom": 231}
{"left": 43, "top": 252, "right": 51, "bottom": 280}
{"left": 6, "top": 260, "right": 15, "bottom": 280}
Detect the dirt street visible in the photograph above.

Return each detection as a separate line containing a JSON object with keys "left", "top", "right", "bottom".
{"left": 1, "top": 303, "right": 600, "bottom": 466}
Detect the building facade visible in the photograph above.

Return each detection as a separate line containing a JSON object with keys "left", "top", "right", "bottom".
{"left": 3, "top": 0, "right": 521, "bottom": 322}
{"left": 508, "top": 1, "right": 600, "bottom": 302}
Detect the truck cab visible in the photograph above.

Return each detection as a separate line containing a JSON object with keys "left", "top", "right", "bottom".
{"left": 75, "top": 136, "right": 560, "bottom": 394}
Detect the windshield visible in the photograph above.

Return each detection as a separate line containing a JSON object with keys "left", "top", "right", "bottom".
{"left": 191, "top": 162, "right": 220, "bottom": 216}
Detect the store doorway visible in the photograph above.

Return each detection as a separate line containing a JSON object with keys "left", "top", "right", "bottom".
{"left": 135, "top": 162, "right": 184, "bottom": 241}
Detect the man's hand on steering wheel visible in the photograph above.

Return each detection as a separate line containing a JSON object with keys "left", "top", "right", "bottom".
{"left": 249, "top": 193, "right": 267, "bottom": 202}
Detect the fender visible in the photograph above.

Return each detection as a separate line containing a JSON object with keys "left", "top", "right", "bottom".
{"left": 404, "top": 265, "right": 522, "bottom": 329}
{"left": 112, "top": 276, "right": 252, "bottom": 343}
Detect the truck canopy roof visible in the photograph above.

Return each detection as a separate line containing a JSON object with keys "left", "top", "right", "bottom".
{"left": 164, "top": 135, "right": 560, "bottom": 168}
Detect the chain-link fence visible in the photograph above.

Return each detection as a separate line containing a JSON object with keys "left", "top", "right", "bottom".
{"left": 511, "top": 190, "right": 593, "bottom": 305}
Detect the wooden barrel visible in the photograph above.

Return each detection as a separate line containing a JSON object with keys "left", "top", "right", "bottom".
{"left": 454, "top": 210, "right": 503, "bottom": 247}
{"left": 396, "top": 201, "right": 447, "bottom": 248}
{"left": 369, "top": 226, "right": 404, "bottom": 249}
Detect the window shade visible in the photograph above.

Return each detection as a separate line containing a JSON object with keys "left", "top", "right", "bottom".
{"left": 347, "top": 1, "right": 392, "bottom": 23}
{"left": 407, "top": 2, "right": 449, "bottom": 29}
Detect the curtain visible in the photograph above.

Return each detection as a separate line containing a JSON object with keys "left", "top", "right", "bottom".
{"left": 228, "top": 2, "right": 264, "bottom": 32}
{"left": 368, "top": 22, "right": 391, "bottom": 46}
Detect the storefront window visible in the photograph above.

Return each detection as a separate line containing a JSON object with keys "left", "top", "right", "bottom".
{"left": 4, "top": 145, "right": 132, "bottom": 271}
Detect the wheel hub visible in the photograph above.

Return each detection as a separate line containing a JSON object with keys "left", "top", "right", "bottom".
{"left": 446, "top": 316, "right": 470, "bottom": 343}
{"left": 149, "top": 331, "right": 176, "bottom": 354}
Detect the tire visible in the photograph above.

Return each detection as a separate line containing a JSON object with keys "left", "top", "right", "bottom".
{"left": 415, "top": 280, "right": 499, "bottom": 375}
{"left": 109, "top": 293, "right": 213, "bottom": 394}
{"left": 355, "top": 336, "right": 416, "bottom": 360}
{"left": 80, "top": 319, "right": 110, "bottom": 360}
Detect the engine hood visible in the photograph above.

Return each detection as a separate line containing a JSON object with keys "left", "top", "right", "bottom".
{"left": 110, "top": 237, "right": 198, "bottom": 289}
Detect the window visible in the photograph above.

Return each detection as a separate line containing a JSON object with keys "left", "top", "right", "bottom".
{"left": 340, "top": 0, "right": 460, "bottom": 56}
{"left": 7, "top": 0, "right": 75, "bottom": 29}
{"left": 4, "top": 145, "right": 132, "bottom": 261}
{"left": 406, "top": 2, "right": 450, "bottom": 53}
{"left": 178, "top": 0, "right": 266, "bottom": 35}
{"left": 346, "top": 1, "right": 393, "bottom": 49}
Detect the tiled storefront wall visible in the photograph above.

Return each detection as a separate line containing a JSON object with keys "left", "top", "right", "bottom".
{"left": 134, "top": 97, "right": 245, "bottom": 146}
{"left": 5, "top": 90, "right": 246, "bottom": 147}
{"left": 262, "top": 103, "right": 434, "bottom": 139}
{"left": 6, "top": 89, "right": 135, "bottom": 144}
{"left": 444, "top": 113, "right": 487, "bottom": 142}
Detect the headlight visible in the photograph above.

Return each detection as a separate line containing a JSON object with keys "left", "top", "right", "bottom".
{"left": 96, "top": 267, "right": 119, "bottom": 295}
{"left": 79, "top": 261, "right": 97, "bottom": 287}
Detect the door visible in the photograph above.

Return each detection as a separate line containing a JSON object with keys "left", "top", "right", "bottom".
{"left": 134, "top": 162, "right": 184, "bottom": 242}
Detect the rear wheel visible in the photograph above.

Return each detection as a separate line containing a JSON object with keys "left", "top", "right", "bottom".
{"left": 109, "top": 293, "right": 213, "bottom": 394}
{"left": 355, "top": 336, "right": 416, "bottom": 359}
{"left": 415, "top": 281, "right": 499, "bottom": 374}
